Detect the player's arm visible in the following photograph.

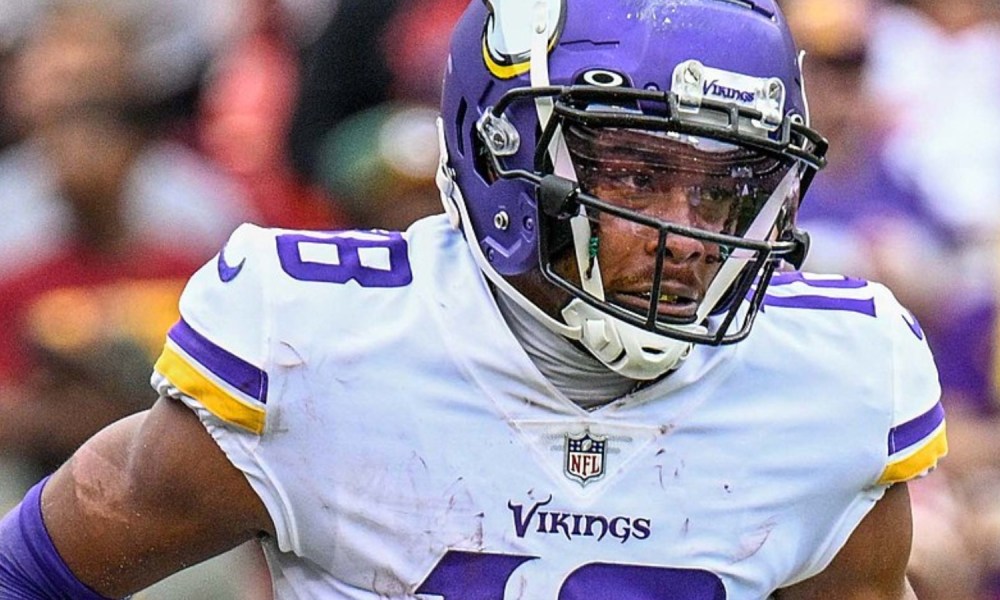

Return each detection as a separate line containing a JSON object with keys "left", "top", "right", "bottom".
{"left": 0, "top": 394, "right": 273, "bottom": 598}
{"left": 774, "top": 482, "right": 918, "bottom": 600}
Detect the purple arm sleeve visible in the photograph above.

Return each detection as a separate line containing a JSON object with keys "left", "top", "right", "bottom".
{"left": 0, "top": 477, "right": 115, "bottom": 599}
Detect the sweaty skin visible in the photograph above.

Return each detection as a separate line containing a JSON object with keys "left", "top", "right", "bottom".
{"left": 586, "top": 185, "right": 725, "bottom": 320}
{"left": 540, "top": 182, "right": 727, "bottom": 323}
{"left": 41, "top": 398, "right": 272, "bottom": 597}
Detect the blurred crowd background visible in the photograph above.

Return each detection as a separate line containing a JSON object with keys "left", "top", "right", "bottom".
{"left": 0, "top": 0, "right": 998, "bottom": 597}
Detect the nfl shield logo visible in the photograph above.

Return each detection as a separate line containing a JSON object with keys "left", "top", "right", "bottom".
{"left": 564, "top": 431, "right": 607, "bottom": 485}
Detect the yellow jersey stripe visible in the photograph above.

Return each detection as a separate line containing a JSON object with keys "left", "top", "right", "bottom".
{"left": 877, "top": 424, "right": 947, "bottom": 485}
{"left": 155, "top": 345, "right": 266, "bottom": 434}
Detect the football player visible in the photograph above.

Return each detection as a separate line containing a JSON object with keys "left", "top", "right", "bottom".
{"left": 0, "top": 1, "right": 946, "bottom": 598}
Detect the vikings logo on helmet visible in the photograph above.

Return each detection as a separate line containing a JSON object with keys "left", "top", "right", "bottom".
{"left": 481, "top": 0, "right": 567, "bottom": 79}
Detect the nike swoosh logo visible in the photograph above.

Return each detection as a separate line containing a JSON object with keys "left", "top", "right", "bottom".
{"left": 217, "top": 245, "right": 246, "bottom": 283}
{"left": 902, "top": 310, "right": 924, "bottom": 341}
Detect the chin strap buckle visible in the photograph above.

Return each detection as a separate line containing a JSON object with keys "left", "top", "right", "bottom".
{"left": 435, "top": 117, "right": 462, "bottom": 230}
{"left": 561, "top": 299, "right": 699, "bottom": 380}
{"left": 537, "top": 174, "right": 579, "bottom": 218}
{"left": 785, "top": 227, "right": 810, "bottom": 270}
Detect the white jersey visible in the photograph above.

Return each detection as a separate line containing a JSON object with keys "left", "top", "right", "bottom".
{"left": 152, "top": 215, "right": 946, "bottom": 600}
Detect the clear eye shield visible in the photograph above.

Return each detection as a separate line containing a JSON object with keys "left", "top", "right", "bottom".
{"left": 564, "top": 125, "right": 795, "bottom": 239}
{"left": 542, "top": 125, "right": 798, "bottom": 332}
{"left": 476, "top": 83, "right": 824, "bottom": 346}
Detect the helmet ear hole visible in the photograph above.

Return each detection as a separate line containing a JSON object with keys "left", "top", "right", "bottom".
{"left": 454, "top": 98, "right": 468, "bottom": 156}
{"left": 473, "top": 135, "right": 500, "bottom": 184}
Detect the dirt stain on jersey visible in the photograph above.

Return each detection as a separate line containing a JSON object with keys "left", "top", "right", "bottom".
{"left": 732, "top": 519, "right": 777, "bottom": 562}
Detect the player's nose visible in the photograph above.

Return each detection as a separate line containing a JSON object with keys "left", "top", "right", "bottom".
{"left": 644, "top": 231, "right": 705, "bottom": 263}
{"left": 641, "top": 190, "right": 705, "bottom": 263}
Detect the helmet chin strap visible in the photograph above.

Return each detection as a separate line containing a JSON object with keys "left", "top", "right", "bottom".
{"left": 560, "top": 214, "right": 702, "bottom": 380}
{"left": 440, "top": 143, "right": 684, "bottom": 381}
{"left": 438, "top": 2, "right": 802, "bottom": 382}
{"left": 560, "top": 162, "right": 801, "bottom": 381}
{"left": 530, "top": 1, "right": 697, "bottom": 380}
{"left": 435, "top": 116, "right": 580, "bottom": 343}
{"left": 696, "top": 165, "right": 801, "bottom": 313}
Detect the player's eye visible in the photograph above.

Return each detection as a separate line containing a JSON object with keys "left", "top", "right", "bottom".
{"left": 582, "top": 169, "right": 654, "bottom": 193}
{"left": 625, "top": 173, "right": 653, "bottom": 190}
{"left": 688, "top": 186, "right": 734, "bottom": 224}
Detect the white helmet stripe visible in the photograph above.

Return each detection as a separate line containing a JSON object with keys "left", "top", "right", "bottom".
{"left": 530, "top": 0, "right": 575, "bottom": 179}
{"left": 696, "top": 165, "right": 800, "bottom": 322}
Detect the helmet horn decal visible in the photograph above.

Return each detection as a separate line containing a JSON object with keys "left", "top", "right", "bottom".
{"left": 482, "top": 0, "right": 567, "bottom": 79}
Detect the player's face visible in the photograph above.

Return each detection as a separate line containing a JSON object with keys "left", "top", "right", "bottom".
{"left": 567, "top": 178, "right": 728, "bottom": 320}
{"left": 549, "top": 127, "right": 793, "bottom": 320}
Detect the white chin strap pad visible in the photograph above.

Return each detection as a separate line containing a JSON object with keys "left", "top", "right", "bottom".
{"left": 561, "top": 299, "right": 702, "bottom": 380}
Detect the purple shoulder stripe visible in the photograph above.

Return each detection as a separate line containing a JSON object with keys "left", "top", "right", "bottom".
{"left": 888, "top": 402, "right": 945, "bottom": 455}
{"left": 167, "top": 319, "right": 269, "bottom": 403}
{"left": 761, "top": 294, "right": 876, "bottom": 316}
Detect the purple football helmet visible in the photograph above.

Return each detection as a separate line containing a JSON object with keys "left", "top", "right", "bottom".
{"left": 437, "top": 0, "right": 827, "bottom": 378}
